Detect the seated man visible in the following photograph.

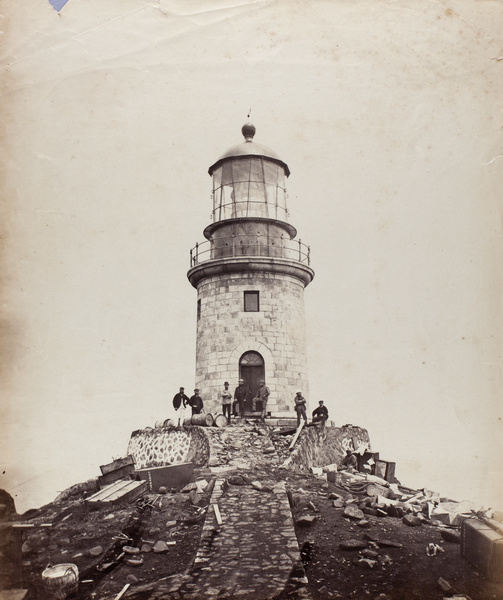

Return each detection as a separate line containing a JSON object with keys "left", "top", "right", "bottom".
{"left": 338, "top": 449, "right": 358, "bottom": 472}
{"left": 312, "top": 400, "right": 329, "bottom": 426}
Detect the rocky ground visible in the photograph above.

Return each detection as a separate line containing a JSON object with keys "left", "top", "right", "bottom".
{"left": 3, "top": 423, "right": 503, "bottom": 600}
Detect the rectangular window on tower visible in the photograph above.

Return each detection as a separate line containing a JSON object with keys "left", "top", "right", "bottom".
{"left": 244, "top": 291, "right": 260, "bottom": 312}
{"left": 197, "top": 299, "right": 201, "bottom": 320}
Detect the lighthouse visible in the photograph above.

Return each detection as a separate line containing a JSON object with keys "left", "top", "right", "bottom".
{"left": 187, "top": 123, "right": 314, "bottom": 418}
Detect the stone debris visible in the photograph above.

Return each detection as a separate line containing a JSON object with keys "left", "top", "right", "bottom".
{"left": 339, "top": 539, "right": 368, "bottom": 550}
{"left": 441, "top": 528, "right": 461, "bottom": 544}
{"left": 403, "top": 514, "right": 423, "bottom": 527}
{"left": 88, "top": 545, "right": 103, "bottom": 557}
{"left": 122, "top": 545, "right": 140, "bottom": 554}
{"left": 296, "top": 515, "right": 317, "bottom": 526}
{"left": 343, "top": 504, "right": 364, "bottom": 520}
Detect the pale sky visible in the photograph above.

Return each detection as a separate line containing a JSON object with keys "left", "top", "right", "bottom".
{"left": 1, "top": 0, "right": 502, "bottom": 513}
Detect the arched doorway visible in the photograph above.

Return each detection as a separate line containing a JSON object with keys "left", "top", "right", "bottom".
{"left": 239, "top": 351, "right": 265, "bottom": 414}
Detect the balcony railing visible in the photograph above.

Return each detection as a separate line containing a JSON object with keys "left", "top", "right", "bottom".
{"left": 190, "top": 233, "right": 311, "bottom": 268}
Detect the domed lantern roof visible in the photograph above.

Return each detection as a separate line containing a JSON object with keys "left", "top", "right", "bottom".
{"left": 208, "top": 123, "right": 291, "bottom": 177}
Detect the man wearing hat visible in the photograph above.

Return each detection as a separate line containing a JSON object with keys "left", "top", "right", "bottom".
{"left": 234, "top": 378, "right": 246, "bottom": 418}
{"left": 312, "top": 400, "right": 329, "bottom": 426}
{"left": 221, "top": 381, "right": 233, "bottom": 423}
{"left": 188, "top": 388, "right": 204, "bottom": 415}
{"left": 172, "top": 387, "right": 189, "bottom": 426}
{"left": 252, "top": 380, "right": 270, "bottom": 421}
{"left": 294, "top": 390, "right": 308, "bottom": 428}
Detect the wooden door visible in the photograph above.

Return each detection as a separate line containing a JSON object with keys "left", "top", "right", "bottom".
{"left": 239, "top": 352, "right": 265, "bottom": 413}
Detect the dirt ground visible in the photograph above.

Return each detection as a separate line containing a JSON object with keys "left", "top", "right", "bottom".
{"left": 10, "top": 467, "right": 503, "bottom": 600}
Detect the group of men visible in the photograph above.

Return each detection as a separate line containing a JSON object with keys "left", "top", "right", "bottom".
{"left": 173, "top": 382, "right": 329, "bottom": 427}
{"left": 293, "top": 391, "right": 329, "bottom": 427}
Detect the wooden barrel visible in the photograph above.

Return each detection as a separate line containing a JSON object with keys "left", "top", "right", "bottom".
{"left": 213, "top": 414, "right": 228, "bottom": 428}
{"left": 155, "top": 419, "right": 174, "bottom": 428}
{"left": 190, "top": 413, "right": 214, "bottom": 427}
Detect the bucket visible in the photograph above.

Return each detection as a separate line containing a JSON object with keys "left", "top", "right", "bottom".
{"left": 42, "top": 563, "right": 79, "bottom": 599}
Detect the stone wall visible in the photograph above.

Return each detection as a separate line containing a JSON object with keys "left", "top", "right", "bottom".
{"left": 282, "top": 425, "right": 371, "bottom": 470}
{"left": 195, "top": 272, "right": 309, "bottom": 414}
{"left": 127, "top": 427, "right": 210, "bottom": 469}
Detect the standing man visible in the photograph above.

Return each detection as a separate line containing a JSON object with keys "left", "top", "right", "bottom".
{"left": 188, "top": 388, "right": 204, "bottom": 415}
{"left": 173, "top": 387, "right": 189, "bottom": 426}
{"left": 294, "top": 390, "right": 308, "bottom": 428}
{"left": 233, "top": 378, "right": 246, "bottom": 418}
{"left": 312, "top": 400, "right": 329, "bottom": 426}
{"left": 221, "top": 381, "right": 233, "bottom": 424}
{"left": 252, "top": 380, "right": 270, "bottom": 421}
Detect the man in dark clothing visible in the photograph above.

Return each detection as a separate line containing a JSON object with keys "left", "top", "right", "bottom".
{"left": 312, "top": 400, "right": 329, "bottom": 426}
{"left": 233, "top": 379, "right": 246, "bottom": 417}
{"left": 294, "top": 391, "right": 308, "bottom": 427}
{"left": 188, "top": 389, "right": 204, "bottom": 415}
{"left": 338, "top": 449, "right": 358, "bottom": 472}
{"left": 173, "top": 387, "right": 189, "bottom": 425}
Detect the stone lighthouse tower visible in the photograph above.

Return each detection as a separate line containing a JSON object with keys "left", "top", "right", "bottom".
{"left": 187, "top": 123, "right": 314, "bottom": 417}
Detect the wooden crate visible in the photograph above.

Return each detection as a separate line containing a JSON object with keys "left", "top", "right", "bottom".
{"left": 461, "top": 518, "right": 503, "bottom": 582}
{"left": 135, "top": 463, "right": 195, "bottom": 492}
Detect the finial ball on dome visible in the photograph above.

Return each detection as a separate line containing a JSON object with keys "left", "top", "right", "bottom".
{"left": 241, "top": 123, "right": 256, "bottom": 140}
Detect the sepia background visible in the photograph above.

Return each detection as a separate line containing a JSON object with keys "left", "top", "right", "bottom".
{"left": 1, "top": 0, "right": 502, "bottom": 514}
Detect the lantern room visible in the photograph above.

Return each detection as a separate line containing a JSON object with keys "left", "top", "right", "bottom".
{"left": 207, "top": 123, "right": 291, "bottom": 224}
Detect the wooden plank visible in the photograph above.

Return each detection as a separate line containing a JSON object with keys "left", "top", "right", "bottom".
{"left": 87, "top": 480, "right": 147, "bottom": 505}
{"left": 288, "top": 421, "right": 305, "bottom": 451}
{"left": 100, "top": 456, "right": 135, "bottom": 475}
{"left": 0, "top": 591, "right": 28, "bottom": 600}
{"left": 213, "top": 503, "right": 222, "bottom": 525}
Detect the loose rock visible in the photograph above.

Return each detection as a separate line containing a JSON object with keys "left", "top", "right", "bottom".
{"left": 343, "top": 504, "right": 364, "bottom": 520}
{"left": 339, "top": 539, "right": 368, "bottom": 550}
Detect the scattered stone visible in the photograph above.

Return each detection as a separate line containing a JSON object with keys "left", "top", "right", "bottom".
{"left": 380, "top": 554, "right": 393, "bottom": 565}
{"left": 21, "top": 542, "right": 32, "bottom": 554}
{"left": 149, "top": 527, "right": 161, "bottom": 536}
{"left": 328, "top": 492, "right": 342, "bottom": 500}
{"left": 441, "top": 529, "right": 461, "bottom": 544}
{"left": 180, "top": 482, "right": 197, "bottom": 493}
{"left": 374, "top": 594, "right": 392, "bottom": 600}
{"left": 140, "top": 543, "right": 152, "bottom": 553}
{"left": 196, "top": 479, "right": 209, "bottom": 492}
{"left": 228, "top": 475, "right": 247, "bottom": 486}
{"left": 333, "top": 498, "right": 345, "bottom": 509}
{"left": 165, "top": 520, "right": 177, "bottom": 528}
{"left": 125, "top": 556, "right": 144, "bottom": 567}
{"left": 358, "top": 557, "right": 377, "bottom": 568}
{"left": 123, "top": 546, "right": 140, "bottom": 554}
{"left": 158, "top": 486, "right": 167, "bottom": 495}
{"left": 356, "top": 519, "right": 371, "bottom": 528}
{"left": 88, "top": 546, "right": 103, "bottom": 557}
{"left": 296, "top": 515, "right": 317, "bottom": 526}
{"left": 362, "top": 549, "right": 379, "bottom": 559}
{"left": 126, "top": 574, "right": 139, "bottom": 584}
{"left": 343, "top": 504, "right": 364, "bottom": 520}
{"left": 250, "top": 481, "right": 263, "bottom": 491}
{"left": 308, "top": 501, "right": 318, "bottom": 512}
{"left": 58, "top": 537, "right": 71, "bottom": 546}
{"left": 362, "top": 507, "right": 378, "bottom": 516}
{"left": 153, "top": 540, "right": 171, "bottom": 553}
{"left": 104, "top": 513, "right": 115, "bottom": 520}
{"left": 376, "top": 508, "right": 388, "bottom": 518}
{"left": 403, "top": 514, "right": 423, "bottom": 527}
{"left": 438, "top": 577, "right": 455, "bottom": 593}
{"left": 339, "top": 539, "right": 368, "bottom": 550}
{"left": 317, "top": 585, "right": 329, "bottom": 595}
